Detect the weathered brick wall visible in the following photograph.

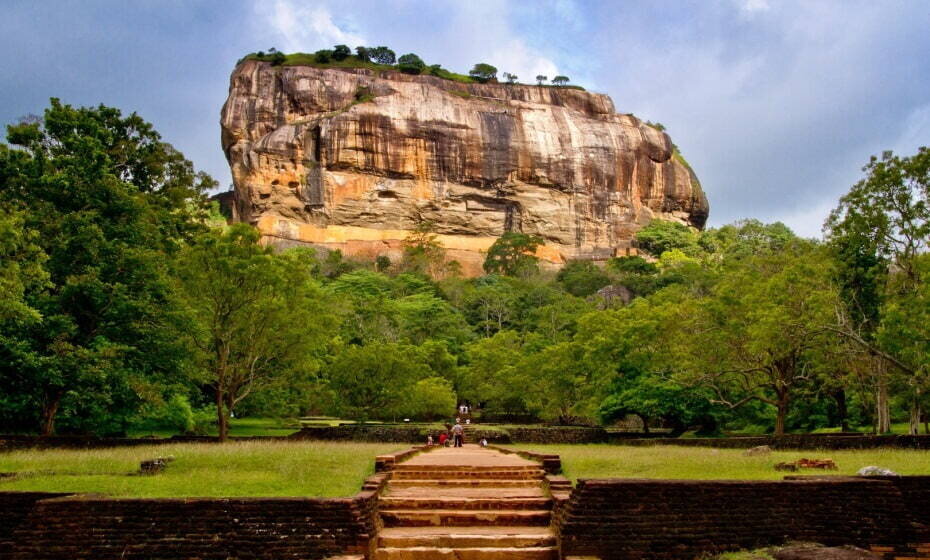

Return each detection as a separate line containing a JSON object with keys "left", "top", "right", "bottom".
{"left": 612, "top": 434, "right": 930, "bottom": 449}
{"left": 507, "top": 426, "right": 608, "bottom": 444}
{"left": 2, "top": 494, "right": 377, "bottom": 560}
{"left": 0, "top": 493, "right": 71, "bottom": 555}
{"left": 559, "top": 477, "right": 926, "bottom": 560}
{"left": 289, "top": 425, "right": 430, "bottom": 443}
{"left": 885, "top": 475, "right": 930, "bottom": 526}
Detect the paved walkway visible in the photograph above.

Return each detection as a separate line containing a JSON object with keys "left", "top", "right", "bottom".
{"left": 374, "top": 444, "right": 558, "bottom": 560}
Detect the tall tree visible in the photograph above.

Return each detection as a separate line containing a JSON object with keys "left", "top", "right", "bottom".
{"left": 175, "top": 225, "right": 336, "bottom": 440}
{"left": 0, "top": 100, "right": 213, "bottom": 435}
{"left": 483, "top": 232, "right": 543, "bottom": 277}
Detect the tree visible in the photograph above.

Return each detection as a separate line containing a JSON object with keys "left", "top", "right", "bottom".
{"left": 536, "top": 75, "right": 548, "bottom": 86}
{"left": 635, "top": 219, "right": 699, "bottom": 257}
{"left": 0, "top": 99, "right": 214, "bottom": 435}
{"left": 483, "top": 232, "right": 544, "bottom": 277}
{"left": 825, "top": 147, "right": 930, "bottom": 432}
{"left": 332, "top": 44, "right": 351, "bottom": 61}
{"left": 397, "top": 53, "right": 426, "bottom": 74}
{"left": 355, "top": 46, "right": 370, "bottom": 62}
{"left": 326, "top": 342, "right": 429, "bottom": 421}
{"left": 676, "top": 244, "right": 838, "bottom": 435}
{"left": 409, "top": 377, "right": 457, "bottom": 420}
{"left": 557, "top": 260, "right": 611, "bottom": 297}
{"left": 503, "top": 72, "right": 518, "bottom": 84}
{"left": 175, "top": 225, "right": 336, "bottom": 440}
{"left": 314, "top": 49, "right": 334, "bottom": 63}
{"left": 469, "top": 63, "right": 498, "bottom": 83}
{"left": 369, "top": 46, "right": 396, "bottom": 65}
{"left": 552, "top": 75, "right": 570, "bottom": 86}
{"left": 402, "top": 221, "right": 445, "bottom": 277}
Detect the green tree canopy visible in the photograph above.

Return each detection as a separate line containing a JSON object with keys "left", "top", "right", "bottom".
{"left": 483, "top": 232, "right": 543, "bottom": 277}
{"left": 469, "top": 63, "right": 498, "bottom": 83}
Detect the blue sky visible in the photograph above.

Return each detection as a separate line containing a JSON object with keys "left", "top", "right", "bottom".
{"left": 2, "top": 0, "right": 928, "bottom": 237}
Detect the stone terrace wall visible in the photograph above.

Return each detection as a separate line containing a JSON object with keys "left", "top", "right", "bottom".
{"left": 557, "top": 477, "right": 929, "bottom": 560}
{"left": 612, "top": 434, "right": 930, "bottom": 449}
{"left": 0, "top": 492, "right": 70, "bottom": 555}
{"left": 290, "top": 425, "right": 607, "bottom": 444}
{"left": 1, "top": 493, "right": 379, "bottom": 560}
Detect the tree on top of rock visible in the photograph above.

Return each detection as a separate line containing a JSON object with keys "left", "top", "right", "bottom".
{"left": 536, "top": 75, "right": 548, "bottom": 85}
{"left": 397, "top": 53, "right": 426, "bottom": 74}
{"left": 552, "top": 75, "right": 570, "bottom": 86}
{"left": 483, "top": 232, "right": 544, "bottom": 277}
{"left": 469, "top": 63, "right": 498, "bottom": 83}
{"left": 332, "top": 44, "right": 351, "bottom": 61}
{"left": 369, "top": 46, "right": 396, "bottom": 65}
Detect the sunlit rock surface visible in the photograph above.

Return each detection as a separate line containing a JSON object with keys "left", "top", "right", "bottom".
{"left": 221, "top": 60, "right": 709, "bottom": 274}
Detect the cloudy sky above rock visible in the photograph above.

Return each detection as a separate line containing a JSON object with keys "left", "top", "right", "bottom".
{"left": 2, "top": 0, "right": 928, "bottom": 237}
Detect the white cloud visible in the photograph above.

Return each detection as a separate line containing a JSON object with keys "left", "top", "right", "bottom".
{"left": 487, "top": 39, "right": 560, "bottom": 83}
{"left": 262, "top": 1, "right": 366, "bottom": 53}
{"left": 738, "top": 0, "right": 771, "bottom": 16}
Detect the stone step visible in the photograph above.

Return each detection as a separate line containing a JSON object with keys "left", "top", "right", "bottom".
{"left": 391, "top": 469, "right": 545, "bottom": 480}
{"left": 394, "top": 464, "right": 542, "bottom": 472}
{"left": 378, "top": 526, "right": 556, "bottom": 549}
{"left": 374, "top": 546, "right": 558, "bottom": 560}
{"left": 380, "top": 496, "right": 553, "bottom": 510}
{"left": 386, "top": 486, "right": 547, "bottom": 499}
{"left": 380, "top": 509, "right": 551, "bottom": 527}
{"left": 388, "top": 479, "right": 543, "bottom": 488}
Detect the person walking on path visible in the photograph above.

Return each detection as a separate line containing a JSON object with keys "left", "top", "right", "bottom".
{"left": 452, "top": 421, "right": 464, "bottom": 447}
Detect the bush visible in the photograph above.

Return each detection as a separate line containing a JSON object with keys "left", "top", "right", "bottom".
{"left": 332, "top": 44, "right": 351, "bottom": 61}
{"left": 131, "top": 394, "right": 196, "bottom": 434}
{"left": 397, "top": 53, "right": 426, "bottom": 74}
{"left": 469, "top": 63, "right": 498, "bottom": 83}
{"left": 314, "top": 49, "right": 334, "bottom": 64}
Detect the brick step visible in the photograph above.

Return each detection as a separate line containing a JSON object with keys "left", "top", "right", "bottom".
{"left": 380, "top": 509, "right": 551, "bottom": 527}
{"left": 380, "top": 497, "right": 553, "bottom": 510}
{"left": 374, "top": 546, "right": 558, "bottom": 560}
{"left": 386, "top": 487, "right": 547, "bottom": 499}
{"left": 388, "top": 479, "right": 543, "bottom": 488}
{"left": 391, "top": 470, "right": 545, "bottom": 480}
{"left": 378, "top": 526, "right": 556, "bottom": 549}
{"left": 394, "top": 465, "right": 542, "bottom": 472}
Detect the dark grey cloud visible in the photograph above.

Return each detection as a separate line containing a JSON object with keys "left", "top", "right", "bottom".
{"left": 2, "top": 0, "right": 927, "bottom": 237}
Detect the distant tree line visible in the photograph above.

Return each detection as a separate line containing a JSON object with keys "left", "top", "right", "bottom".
{"left": 247, "top": 45, "right": 573, "bottom": 87}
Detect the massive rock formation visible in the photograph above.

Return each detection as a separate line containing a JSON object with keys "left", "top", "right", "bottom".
{"left": 221, "top": 60, "right": 708, "bottom": 274}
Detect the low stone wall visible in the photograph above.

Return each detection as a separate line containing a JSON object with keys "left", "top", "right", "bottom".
{"left": 507, "top": 426, "right": 607, "bottom": 444}
{"left": 0, "top": 434, "right": 284, "bottom": 451}
{"left": 0, "top": 492, "right": 70, "bottom": 555}
{"left": 2, "top": 494, "right": 376, "bottom": 560}
{"left": 557, "top": 476, "right": 930, "bottom": 560}
{"left": 288, "top": 425, "right": 431, "bottom": 443}
{"left": 611, "top": 433, "right": 930, "bottom": 449}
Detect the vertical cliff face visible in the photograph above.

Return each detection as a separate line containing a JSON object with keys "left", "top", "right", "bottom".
{"left": 220, "top": 60, "right": 709, "bottom": 274}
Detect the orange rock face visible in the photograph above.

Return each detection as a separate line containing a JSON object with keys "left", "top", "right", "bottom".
{"left": 220, "top": 60, "right": 709, "bottom": 275}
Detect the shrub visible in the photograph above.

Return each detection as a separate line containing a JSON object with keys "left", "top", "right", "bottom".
{"left": 469, "top": 63, "right": 498, "bottom": 83}
{"left": 314, "top": 49, "right": 334, "bottom": 64}
{"left": 332, "top": 44, "right": 351, "bottom": 61}
{"left": 397, "top": 53, "right": 426, "bottom": 74}
{"left": 369, "top": 46, "right": 396, "bottom": 65}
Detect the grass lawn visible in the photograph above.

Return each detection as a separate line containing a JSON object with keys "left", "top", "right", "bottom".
{"left": 507, "top": 444, "right": 930, "bottom": 481}
{"left": 127, "top": 416, "right": 301, "bottom": 438}
{"left": 0, "top": 441, "right": 400, "bottom": 497}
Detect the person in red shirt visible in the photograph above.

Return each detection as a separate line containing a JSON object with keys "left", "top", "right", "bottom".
{"left": 438, "top": 432, "right": 448, "bottom": 446}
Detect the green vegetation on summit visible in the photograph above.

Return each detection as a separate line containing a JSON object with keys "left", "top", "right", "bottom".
{"left": 241, "top": 45, "right": 583, "bottom": 89}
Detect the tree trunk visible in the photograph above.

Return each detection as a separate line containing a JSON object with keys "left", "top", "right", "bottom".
{"left": 833, "top": 389, "right": 850, "bottom": 432}
{"left": 875, "top": 361, "right": 891, "bottom": 434}
{"left": 909, "top": 388, "right": 921, "bottom": 436}
{"left": 216, "top": 387, "right": 228, "bottom": 442}
{"left": 637, "top": 414, "right": 650, "bottom": 434}
{"left": 774, "top": 390, "right": 789, "bottom": 437}
{"left": 40, "top": 390, "right": 64, "bottom": 436}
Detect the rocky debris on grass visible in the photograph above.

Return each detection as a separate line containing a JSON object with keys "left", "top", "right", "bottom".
{"left": 856, "top": 465, "right": 899, "bottom": 477}
{"left": 744, "top": 445, "right": 773, "bottom": 456}
{"left": 771, "top": 543, "right": 880, "bottom": 560}
{"left": 139, "top": 456, "right": 175, "bottom": 475}
{"left": 774, "top": 458, "right": 837, "bottom": 471}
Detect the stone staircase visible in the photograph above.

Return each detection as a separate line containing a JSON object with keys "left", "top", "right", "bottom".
{"left": 374, "top": 446, "right": 559, "bottom": 560}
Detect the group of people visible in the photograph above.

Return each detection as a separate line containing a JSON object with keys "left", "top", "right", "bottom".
{"left": 426, "top": 412, "right": 487, "bottom": 448}
{"left": 457, "top": 404, "right": 471, "bottom": 415}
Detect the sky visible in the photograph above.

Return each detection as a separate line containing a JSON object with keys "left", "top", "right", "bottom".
{"left": 2, "top": 0, "right": 928, "bottom": 237}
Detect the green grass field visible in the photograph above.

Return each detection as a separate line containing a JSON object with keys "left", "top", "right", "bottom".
{"left": 508, "top": 444, "right": 930, "bottom": 481}
{"left": 0, "top": 441, "right": 399, "bottom": 497}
